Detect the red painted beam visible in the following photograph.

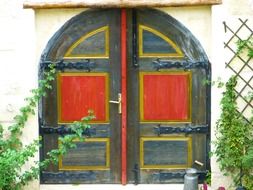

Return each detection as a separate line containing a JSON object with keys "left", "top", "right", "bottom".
{"left": 121, "top": 8, "right": 127, "bottom": 185}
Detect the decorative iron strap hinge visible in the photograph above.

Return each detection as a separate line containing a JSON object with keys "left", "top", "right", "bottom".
{"left": 41, "top": 171, "right": 96, "bottom": 183}
{"left": 41, "top": 59, "right": 96, "bottom": 72}
{"left": 40, "top": 125, "right": 96, "bottom": 136}
{"left": 152, "top": 58, "right": 209, "bottom": 71}
{"left": 154, "top": 124, "right": 208, "bottom": 135}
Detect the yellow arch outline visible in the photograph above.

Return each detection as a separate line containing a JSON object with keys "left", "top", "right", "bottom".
{"left": 139, "top": 25, "right": 184, "bottom": 58}
{"left": 64, "top": 26, "right": 109, "bottom": 59}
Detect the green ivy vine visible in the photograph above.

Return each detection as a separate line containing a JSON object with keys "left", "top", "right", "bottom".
{"left": 0, "top": 64, "right": 94, "bottom": 190}
{"left": 237, "top": 38, "right": 253, "bottom": 58}
{"left": 213, "top": 76, "right": 253, "bottom": 189}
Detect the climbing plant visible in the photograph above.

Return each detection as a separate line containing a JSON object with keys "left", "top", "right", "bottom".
{"left": 236, "top": 37, "right": 253, "bottom": 58}
{"left": 0, "top": 64, "right": 93, "bottom": 190}
{"left": 213, "top": 76, "right": 253, "bottom": 190}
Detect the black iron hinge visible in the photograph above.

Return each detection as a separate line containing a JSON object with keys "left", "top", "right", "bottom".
{"left": 152, "top": 58, "right": 209, "bottom": 71}
{"left": 40, "top": 125, "right": 96, "bottom": 136}
{"left": 154, "top": 124, "right": 209, "bottom": 136}
{"left": 41, "top": 59, "right": 96, "bottom": 72}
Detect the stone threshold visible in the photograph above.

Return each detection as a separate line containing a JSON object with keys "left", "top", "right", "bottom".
{"left": 40, "top": 184, "right": 214, "bottom": 190}
{"left": 40, "top": 184, "right": 184, "bottom": 190}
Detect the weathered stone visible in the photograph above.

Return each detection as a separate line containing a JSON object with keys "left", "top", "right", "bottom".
{"left": 23, "top": 0, "right": 222, "bottom": 9}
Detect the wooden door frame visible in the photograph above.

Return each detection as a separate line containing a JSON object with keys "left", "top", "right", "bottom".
{"left": 38, "top": 8, "right": 211, "bottom": 185}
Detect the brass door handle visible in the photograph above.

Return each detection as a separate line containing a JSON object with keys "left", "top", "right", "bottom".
{"left": 109, "top": 93, "right": 122, "bottom": 114}
{"left": 194, "top": 160, "right": 204, "bottom": 167}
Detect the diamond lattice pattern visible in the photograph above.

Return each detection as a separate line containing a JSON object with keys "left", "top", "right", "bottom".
{"left": 224, "top": 19, "right": 253, "bottom": 121}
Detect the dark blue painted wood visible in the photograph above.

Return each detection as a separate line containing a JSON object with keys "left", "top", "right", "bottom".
{"left": 143, "top": 141, "right": 188, "bottom": 165}
{"left": 71, "top": 31, "right": 105, "bottom": 55}
{"left": 39, "top": 9, "right": 122, "bottom": 184}
{"left": 39, "top": 8, "right": 211, "bottom": 185}
{"left": 143, "top": 30, "right": 176, "bottom": 54}
{"left": 62, "top": 141, "right": 106, "bottom": 166}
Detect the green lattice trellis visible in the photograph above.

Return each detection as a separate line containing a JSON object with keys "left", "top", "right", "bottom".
{"left": 223, "top": 18, "right": 253, "bottom": 121}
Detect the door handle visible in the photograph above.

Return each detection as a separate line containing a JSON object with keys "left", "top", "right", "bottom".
{"left": 109, "top": 93, "right": 122, "bottom": 114}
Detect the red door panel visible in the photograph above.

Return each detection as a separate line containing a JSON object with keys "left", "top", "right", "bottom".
{"left": 58, "top": 73, "right": 109, "bottom": 123}
{"left": 140, "top": 72, "right": 191, "bottom": 122}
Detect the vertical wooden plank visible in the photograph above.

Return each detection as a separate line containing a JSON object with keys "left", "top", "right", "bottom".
{"left": 121, "top": 8, "right": 127, "bottom": 185}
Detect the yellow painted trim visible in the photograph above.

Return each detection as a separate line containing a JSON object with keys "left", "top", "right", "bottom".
{"left": 59, "top": 138, "right": 110, "bottom": 171}
{"left": 139, "top": 71, "right": 192, "bottom": 123}
{"left": 138, "top": 25, "right": 184, "bottom": 58}
{"left": 57, "top": 72, "right": 110, "bottom": 124}
{"left": 64, "top": 26, "right": 109, "bottom": 59}
{"left": 140, "top": 136, "right": 192, "bottom": 169}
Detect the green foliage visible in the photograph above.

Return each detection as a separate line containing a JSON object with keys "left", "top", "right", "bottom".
{"left": 213, "top": 76, "right": 253, "bottom": 189}
{"left": 202, "top": 77, "right": 224, "bottom": 88}
{"left": 205, "top": 170, "right": 211, "bottom": 185}
{"left": 236, "top": 38, "right": 253, "bottom": 58}
{"left": 0, "top": 64, "right": 94, "bottom": 190}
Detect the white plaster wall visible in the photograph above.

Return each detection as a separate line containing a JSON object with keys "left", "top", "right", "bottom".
{"left": 0, "top": 0, "right": 39, "bottom": 189}
{"left": 211, "top": 0, "right": 253, "bottom": 189}
{"left": 35, "top": 9, "right": 85, "bottom": 63}
{"left": 0, "top": 0, "right": 36, "bottom": 123}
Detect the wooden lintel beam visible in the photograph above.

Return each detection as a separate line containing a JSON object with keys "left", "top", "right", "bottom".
{"left": 23, "top": 0, "right": 222, "bottom": 9}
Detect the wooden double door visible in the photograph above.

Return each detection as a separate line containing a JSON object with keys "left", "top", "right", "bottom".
{"left": 40, "top": 9, "right": 210, "bottom": 184}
